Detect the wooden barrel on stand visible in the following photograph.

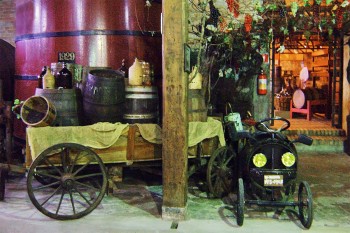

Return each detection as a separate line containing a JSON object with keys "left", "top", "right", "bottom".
{"left": 123, "top": 86, "right": 159, "bottom": 124}
{"left": 83, "top": 69, "right": 125, "bottom": 124}
{"left": 35, "top": 88, "right": 81, "bottom": 126}
{"left": 292, "top": 87, "right": 325, "bottom": 109}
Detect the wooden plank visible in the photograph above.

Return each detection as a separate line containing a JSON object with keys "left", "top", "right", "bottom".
{"left": 312, "top": 59, "right": 329, "bottom": 67}
{"left": 126, "top": 125, "right": 136, "bottom": 160}
{"left": 310, "top": 71, "right": 329, "bottom": 77}
{"left": 312, "top": 49, "right": 328, "bottom": 57}
{"left": 280, "top": 53, "right": 303, "bottom": 61}
{"left": 0, "top": 163, "right": 26, "bottom": 174}
{"left": 162, "top": 0, "right": 188, "bottom": 220}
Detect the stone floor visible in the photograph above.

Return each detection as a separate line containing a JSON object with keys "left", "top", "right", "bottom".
{"left": 1, "top": 150, "right": 350, "bottom": 233}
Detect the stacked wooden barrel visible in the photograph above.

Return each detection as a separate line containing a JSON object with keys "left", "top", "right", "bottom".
{"left": 292, "top": 87, "right": 326, "bottom": 109}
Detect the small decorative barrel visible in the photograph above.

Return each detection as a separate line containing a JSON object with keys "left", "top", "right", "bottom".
{"left": 20, "top": 96, "right": 56, "bottom": 127}
{"left": 123, "top": 86, "right": 159, "bottom": 124}
{"left": 83, "top": 69, "right": 125, "bottom": 125}
{"left": 35, "top": 88, "right": 81, "bottom": 126}
{"left": 292, "top": 88, "right": 324, "bottom": 109}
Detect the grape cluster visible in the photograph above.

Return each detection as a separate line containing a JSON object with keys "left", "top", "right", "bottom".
{"left": 226, "top": 0, "right": 239, "bottom": 18}
{"left": 313, "top": 4, "right": 320, "bottom": 24}
{"left": 244, "top": 14, "right": 253, "bottom": 33}
{"left": 226, "top": 0, "right": 234, "bottom": 13}
{"left": 209, "top": 1, "right": 220, "bottom": 27}
{"left": 336, "top": 7, "right": 343, "bottom": 29}
{"left": 279, "top": 6, "right": 285, "bottom": 18}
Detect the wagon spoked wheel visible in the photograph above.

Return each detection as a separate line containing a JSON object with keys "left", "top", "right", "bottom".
{"left": 27, "top": 143, "right": 107, "bottom": 220}
{"left": 236, "top": 178, "right": 244, "bottom": 226}
{"left": 298, "top": 181, "right": 313, "bottom": 229}
{"left": 207, "top": 146, "right": 236, "bottom": 198}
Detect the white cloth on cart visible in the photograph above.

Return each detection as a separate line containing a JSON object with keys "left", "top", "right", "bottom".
{"left": 27, "top": 118, "right": 225, "bottom": 160}
{"left": 27, "top": 122, "right": 129, "bottom": 159}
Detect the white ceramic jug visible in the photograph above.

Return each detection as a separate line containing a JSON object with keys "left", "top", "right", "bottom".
{"left": 128, "top": 58, "right": 143, "bottom": 86}
{"left": 189, "top": 66, "right": 203, "bottom": 89}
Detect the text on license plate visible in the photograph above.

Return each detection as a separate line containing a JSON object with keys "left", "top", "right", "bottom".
{"left": 264, "top": 175, "right": 283, "bottom": 187}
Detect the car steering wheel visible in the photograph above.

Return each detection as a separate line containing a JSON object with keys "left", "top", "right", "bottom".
{"left": 254, "top": 117, "right": 290, "bottom": 133}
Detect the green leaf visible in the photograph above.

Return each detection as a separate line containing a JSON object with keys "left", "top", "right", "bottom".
{"left": 326, "top": 0, "right": 333, "bottom": 5}
{"left": 303, "top": 0, "right": 310, "bottom": 7}
{"left": 304, "top": 31, "right": 311, "bottom": 41}
{"left": 315, "top": 0, "right": 322, "bottom": 5}
{"left": 291, "top": 2, "right": 298, "bottom": 17}
{"left": 268, "top": 4, "right": 278, "bottom": 11}
{"left": 224, "top": 35, "right": 231, "bottom": 44}
{"left": 328, "top": 28, "right": 333, "bottom": 36}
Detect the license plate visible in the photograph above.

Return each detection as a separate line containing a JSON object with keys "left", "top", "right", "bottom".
{"left": 264, "top": 175, "right": 283, "bottom": 187}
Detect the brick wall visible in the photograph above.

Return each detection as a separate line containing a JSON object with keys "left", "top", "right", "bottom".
{"left": 0, "top": 0, "right": 15, "bottom": 46}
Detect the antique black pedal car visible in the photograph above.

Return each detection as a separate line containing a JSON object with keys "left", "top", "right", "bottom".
{"left": 206, "top": 117, "right": 314, "bottom": 229}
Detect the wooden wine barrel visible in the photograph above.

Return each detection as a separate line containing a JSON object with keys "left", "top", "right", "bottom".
{"left": 0, "top": 39, "right": 15, "bottom": 101}
{"left": 83, "top": 69, "right": 125, "bottom": 124}
{"left": 292, "top": 88, "right": 325, "bottom": 109}
{"left": 123, "top": 86, "right": 159, "bottom": 124}
{"left": 35, "top": 88, "right": 81, "bottom": 126}
{"left": 15, "top": 0, "right": 162, "bottom": 139}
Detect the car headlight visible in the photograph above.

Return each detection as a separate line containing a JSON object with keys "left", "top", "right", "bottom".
{"left": 281, "top": 152, "right": 296, "bottom": 167}
{"left": 252, "top": 153, "right": 267, "bottom": 168}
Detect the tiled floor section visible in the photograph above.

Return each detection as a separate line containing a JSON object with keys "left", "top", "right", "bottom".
{"left": 1, "top": 151, "right": 350, "bottom": 232}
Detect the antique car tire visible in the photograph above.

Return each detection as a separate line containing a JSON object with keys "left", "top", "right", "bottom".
{"left": 236, "top": 178, "right": 244, "bottom": 226}
{"left": 298, "top": 181, "right": 313, "bottom": 229}
{"left": 207, "top": 146, "right": 236, "bottom": 198}
{"left": 27, "top": 143, "right": 107, "bottom": 220}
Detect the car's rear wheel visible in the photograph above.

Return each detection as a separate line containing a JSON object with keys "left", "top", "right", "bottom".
{"left": 236, "top": 178, "right": 244, "bottom": 226}
{"left": 298, "top": 181, "right": 313, "bottom": 229}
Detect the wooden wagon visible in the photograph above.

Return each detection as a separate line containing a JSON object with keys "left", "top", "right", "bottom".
{"left": 1, "top": 118, "right": 227, "bottom": 220}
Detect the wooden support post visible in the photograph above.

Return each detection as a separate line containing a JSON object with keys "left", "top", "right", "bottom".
{"left": 162, "top": 0, "right": 188, "bottom": 220}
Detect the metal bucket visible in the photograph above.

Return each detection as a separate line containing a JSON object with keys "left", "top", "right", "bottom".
{"left": 123, "top": 86, "right": 159, "bottom": 124}
{"left": 83, "top": 69, "right": 125, "bottom": 124}
{"left": 20, "top": 96, "right": 56, "bottom": 127}
{"left": 35, "top": 88, "right": 81, "bottom": 126}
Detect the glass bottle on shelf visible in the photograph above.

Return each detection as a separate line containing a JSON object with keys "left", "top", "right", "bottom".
{"left": 119, "top": 59, "right": 128, "bottom": 78}
{"left": 42, "top": 67, "right": 55, "bottom": 89}
{"left": 38, "top": 66, "right": 46, "bottom": 89}
{"left": 57, "top": 62, "right": 73, "bottom": 89}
